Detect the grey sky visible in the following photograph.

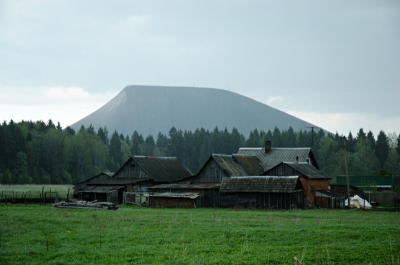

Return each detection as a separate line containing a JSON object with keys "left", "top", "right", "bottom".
{"left": 0, "top": 0, "right": 399, "bottom": 134}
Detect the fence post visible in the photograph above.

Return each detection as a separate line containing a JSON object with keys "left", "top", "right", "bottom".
{"left": 42, "top": 186, "right": 45, "bottom": 204}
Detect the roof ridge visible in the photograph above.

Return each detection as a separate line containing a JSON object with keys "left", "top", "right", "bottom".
{"left": 231, "top": 175, "right": 299, "bottom": 179}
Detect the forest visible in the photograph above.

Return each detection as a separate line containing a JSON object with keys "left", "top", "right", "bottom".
{"left": 0, "top": 120, "right": 399, "bottom": 184}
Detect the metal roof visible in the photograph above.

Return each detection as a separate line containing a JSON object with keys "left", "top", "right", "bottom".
{"left": 150, "top": 192, "right": 200, "bottom": 199}
{"left": 335, "top": 175, "right": 396, "bottom": 187}
{"left": 220, "top": 176, "right": 302, "bottom": 193}
{"left": 237, "top": 147, "right": 317, "bottom": 171}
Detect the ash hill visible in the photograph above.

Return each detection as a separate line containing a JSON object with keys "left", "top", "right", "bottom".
{"left": 71, "top": 85, "right": 320, "bottom": 136}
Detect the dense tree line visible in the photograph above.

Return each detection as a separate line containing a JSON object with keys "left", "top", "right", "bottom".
{"left": 0, "top": 120, "right": 399, "bottom": 184}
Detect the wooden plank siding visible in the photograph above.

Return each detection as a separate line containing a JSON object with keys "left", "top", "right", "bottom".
{"left": 192, "top": 160, "right": 228, "bottom": 183}
{"left": 264, "top": 163, "right": 330, "bottom": 208}
{"left": 220, "top": 191, "right": 304, "bottom": 209}
{"left": 263, "top": 163, "right": 298, "bottom": 176}
{"left": 113, "top": 161, "right": 149, "bottom": 179}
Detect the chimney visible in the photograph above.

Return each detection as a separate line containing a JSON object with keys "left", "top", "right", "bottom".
{"left": 265, "top": 140, "right": 272, "bottom": 153}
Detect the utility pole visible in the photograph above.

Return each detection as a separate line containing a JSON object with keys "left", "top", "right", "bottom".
{"left": 306, "top": 126, "right": 318, "bottom": 149}
{"left": 342, "top": 137, "right": 351, "bottom": 208}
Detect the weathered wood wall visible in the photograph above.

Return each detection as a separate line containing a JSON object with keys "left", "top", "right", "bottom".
{"left": 149, "top": 188, "right": 222, "bottom": 207}
{"left": 264, "top": 163, "right": 330, "bottom": 207}
{"left": 220, "top": 191, "right": 304, "bottom": 209}
{"left": 149, "top": 197, "right": 197, "bottom": 208}
{"left": 192, "top": 160, "right": 228, "bottom": 183}
{"left": 114, "top": 160, "right": 149, "bottom": 179}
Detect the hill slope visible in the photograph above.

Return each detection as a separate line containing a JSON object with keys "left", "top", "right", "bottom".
{"left": 71, "top": 85, "right": 319, "bottom": 136}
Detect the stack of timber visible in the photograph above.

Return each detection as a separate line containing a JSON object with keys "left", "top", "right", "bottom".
{"left": 54, "top": 200, "right": 118, "bottom": 210}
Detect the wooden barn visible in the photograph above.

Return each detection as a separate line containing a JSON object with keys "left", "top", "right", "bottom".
{"left": 189, "top": 154, "right": 263, "bottom": 183}
{"left": 74, "top": 172, "right": 123, "bottom": 203}
{"left": 237, "top": 140, "right": 319, "bottom": 171}
{"left": 220, "top": 176, "right": 304, "bottom": 209}
{"left": 264, "top": 162, "right": 331, "bottom": 207}
{"left": 74, "top": 156, "right": 192, "bottom": 203}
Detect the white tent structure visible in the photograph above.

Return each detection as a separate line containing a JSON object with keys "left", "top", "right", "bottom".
{"left": 345, "top": 195, "right": 372, "bottom": 209}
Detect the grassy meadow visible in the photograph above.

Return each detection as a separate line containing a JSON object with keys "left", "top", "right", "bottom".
{"left": 0, "top": 185, "right": 73, "bottom": 200}
{"left": 0, "top": 205, "right": 399, "bottom": 265}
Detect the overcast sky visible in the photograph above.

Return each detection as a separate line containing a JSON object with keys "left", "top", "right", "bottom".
{"left": 0, "top": 0, "right": 399, "bottom": 135}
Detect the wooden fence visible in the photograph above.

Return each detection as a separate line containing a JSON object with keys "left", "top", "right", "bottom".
{"left": 0, "top": 187, "right": 71, "bottom": 203}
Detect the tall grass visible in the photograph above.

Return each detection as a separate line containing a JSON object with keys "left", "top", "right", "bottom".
{"left": 0, "top": 205, "right": 399, "bottom": 265}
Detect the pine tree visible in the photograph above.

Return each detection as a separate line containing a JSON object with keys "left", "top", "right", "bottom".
{"left": 375, "top": 131, "right": 389, "bottom": 170}
{"left": 109, "top": 131, "right": 123, "bottom": 169}
{"left": 397, "top": 134, "right": 400, "bottom": 160}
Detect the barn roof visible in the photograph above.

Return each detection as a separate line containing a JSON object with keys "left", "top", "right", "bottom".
{"left": 150, "top": 192, "right": 200, "bottom": 199}
{"left": 77, "top": 172, "right": 114, "bottom": 185}
{"left": 232, "top": 154, "right": 264, "bottom": 175}
{"left": 220, "top": 176, "right": 302, "bottom": 193}
{"left": 237, "top": 147, "right": 318, "bottom": 171}
{"left": 87, "top": 178, "right": 150, "bottom": 185}
{"left": 149, "top": 183, "right": 220, "bottom": 190}
{"left": 212, "top": 154, "right": 248, "bottom": 176}
{"left": 78, "top": 185, "right": 124, "bottom": 193}
{"left": 277, "top": 162, "right": 330, "bottom": 179}
{"left": 285, "top": 163, "right": 330, "bottom": 179}
{"left": 113, "top": 156, "right": 192, "bottom": 183}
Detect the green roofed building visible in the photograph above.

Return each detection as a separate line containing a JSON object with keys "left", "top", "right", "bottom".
{"left": 335, "top": 175, "right": 399, "bottom": 190}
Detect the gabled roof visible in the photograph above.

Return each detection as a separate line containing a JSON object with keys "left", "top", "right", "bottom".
{"left": 150, "top": 192, "right": 200, "bottom": 199}
{"left": 232, "top": 154, "right": 264, "bottom": 175}
{"left": 87, "top": 178, "right": 150, "bottom": 185}
{"left": 220, "top": 176, "right": 302, "bottom": 193}
{"left": 237, "top": 147, "right": 318, "bottom": 171}
{"left": 212, "top": 154, "right": 248, "bottom": 176}
{"left": 78, "top": 185, "right": 125, "bottom": 193}
{"left": 194, "top": 154, "right": 263, "bottom": 178}
{"left": 149, "top": 183, "right": 220, "bottom": 190}
{"left": 77, "top": 172, "right": 114, "bottom": 185}
{"left": 113, "top": 156, "right": 192, "bottom": 183}
{"left": 282, "top": 163, "right": 330, "bottom": 179}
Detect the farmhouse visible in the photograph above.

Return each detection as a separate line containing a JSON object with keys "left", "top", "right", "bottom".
{"left": 237, "top": 140, "right": 319, "bottom": 171}
{"left": 146, "top": 154, "right": 262, "bottom": 207}
{"left": 220, "top": 176, "right": 304, "bottom": 209}
{"left": 75, "top": 156, "right": 192, "bottom": 203}
{"left": 264, "top": 162, "right": 331, "bottom": 207}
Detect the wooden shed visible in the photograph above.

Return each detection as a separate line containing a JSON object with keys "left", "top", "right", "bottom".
{"left": 74, "top": 156, "right": 192, "bottom": 203}
{"left": 78, "top": 185, "right": 124, "bottom": 204}
{"left": 149, "top": 183, "right": 221, "bottom": 207}
{"left": 220, "top": 176, "right": 304, "bottom": 209}
{"left": 264, "top": 162, "right": 331, "bottom": 207}
{"left": 149, "top": 192, "right": 200, "bottom": 208}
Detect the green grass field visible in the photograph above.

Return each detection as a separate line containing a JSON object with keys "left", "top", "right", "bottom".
{"left": 0, "top": 205, "right": 399, "bottom": 265}
{"left": 0, "top": 185, "right": 73, "bottom": 199}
